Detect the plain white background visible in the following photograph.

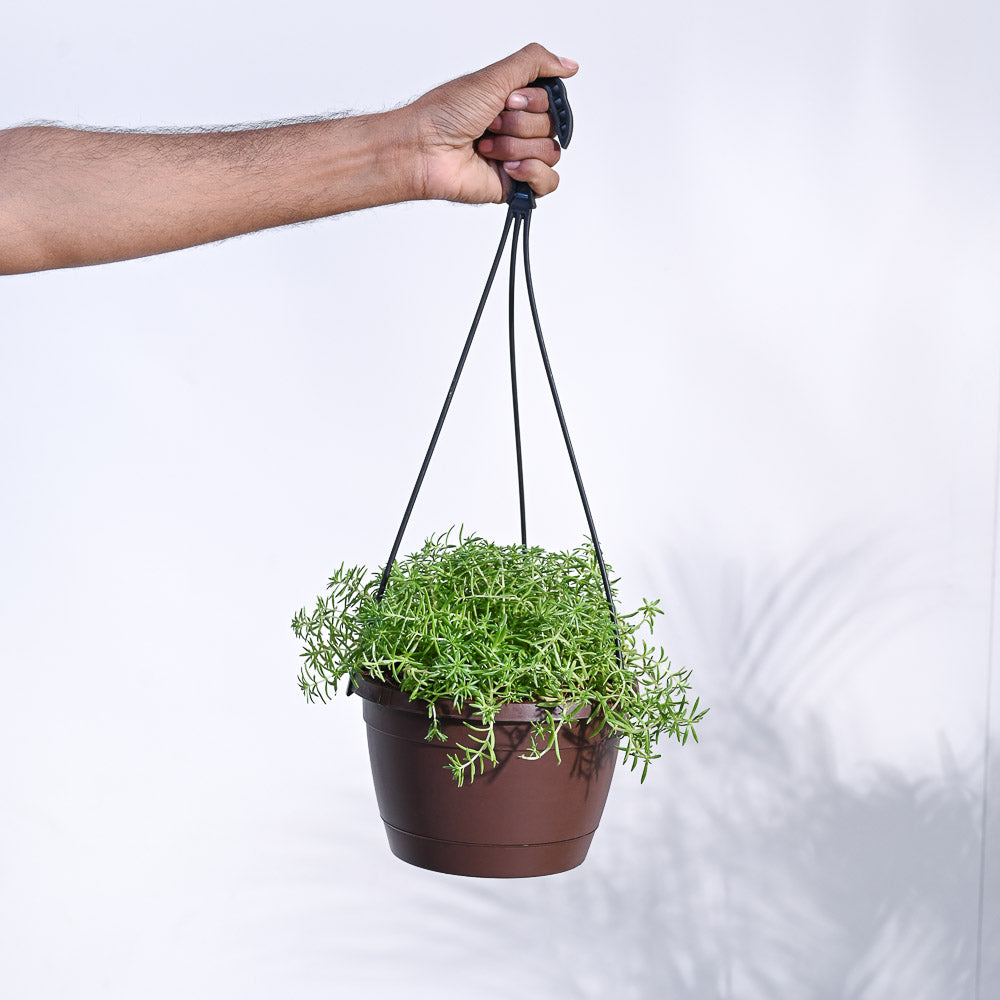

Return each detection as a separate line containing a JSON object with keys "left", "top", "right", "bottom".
{"left": 2, "top": 2, "right": 998, "bottom": 997}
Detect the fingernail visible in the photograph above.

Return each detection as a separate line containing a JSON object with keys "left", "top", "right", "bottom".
{"left": 489, "top": 115, "right": 503, "bottom": 131}
{"left": 504, "top": 161, "right": 521, "bottom": 171}
{"left": 559, "top": 56, "right": 579, "bottom": 70}
{"left": 479, "top": 137, "right": 494, "bottom": 152}
{"left": 507, "top": 93, "right": 528, "bottom": 109}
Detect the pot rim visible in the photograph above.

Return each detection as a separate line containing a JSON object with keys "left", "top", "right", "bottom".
{"left": 352, "top": 674, "right": 598, "bottom": 723}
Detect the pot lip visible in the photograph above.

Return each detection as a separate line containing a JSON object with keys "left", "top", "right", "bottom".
{"left": 353, "top": 674, "right": 597, "bottom": 723}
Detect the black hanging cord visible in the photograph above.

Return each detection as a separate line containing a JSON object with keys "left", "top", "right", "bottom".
{"left": 520, "top": 212, "right": 625, "bottom": 670}
{"left": 374, "top": 211, "right": 515, "bottom": 602}
{"left": 369, "top": 198, "right": 624, "bottom": 675}
{"left": 351, "top": 75, "right": 626, "bottom": 697}
{"left": 508, "top": 214, "right": 527, "bottom": 547}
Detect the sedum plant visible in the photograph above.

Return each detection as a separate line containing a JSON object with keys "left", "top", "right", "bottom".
{"left": 292, "top": 530, "right": 706, "bottom": 784}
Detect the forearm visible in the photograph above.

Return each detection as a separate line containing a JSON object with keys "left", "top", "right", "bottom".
{"left": 0, "top": 44, "right": 576, "bottom": 275}
{"left": 0, "top": 111, "right": 419, "bottom": 274}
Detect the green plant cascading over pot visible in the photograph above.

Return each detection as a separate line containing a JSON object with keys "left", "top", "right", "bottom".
{"left": 292, "top": 530, "right": 706, "bottom": 784}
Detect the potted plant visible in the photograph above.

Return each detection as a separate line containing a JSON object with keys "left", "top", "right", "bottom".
{"left": 292, "top": 529, "right": 706, "bottom": 878}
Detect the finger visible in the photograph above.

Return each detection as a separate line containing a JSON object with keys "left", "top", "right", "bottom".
{"left": 504, "top": 87, "right": 551, "bottom": 114}
{"left": 485, "top": 42, "right": 579, "bottom": 96}
{"left": 487, "top": 109, "right": 554, "bottom": 140}
{"left": 477, "top": 135, "right": 561, "bottom": 167}
{"left": 502, "top": 159, "right": 560, "bottom": 198}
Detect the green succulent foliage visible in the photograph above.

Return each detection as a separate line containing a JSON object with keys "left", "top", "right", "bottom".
{"left": 292, "top": 530, "right": 706, "bottom": 784}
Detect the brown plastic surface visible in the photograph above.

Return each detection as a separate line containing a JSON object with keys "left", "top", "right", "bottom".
{"left": 355, "top": 676, "right": 619, "bottom": 878}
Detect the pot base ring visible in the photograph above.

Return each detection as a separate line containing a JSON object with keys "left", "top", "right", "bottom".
{"left": 382, "top": 821, "right": 595, "bottom": 878}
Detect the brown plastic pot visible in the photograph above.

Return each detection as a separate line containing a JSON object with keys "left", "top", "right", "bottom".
{"left": 355, "top": 675, "right": 619, "bottom": 878}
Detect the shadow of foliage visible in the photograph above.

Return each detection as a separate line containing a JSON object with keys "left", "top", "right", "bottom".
{"left": 424, "top": 530, "right": 988, "bottom": 999}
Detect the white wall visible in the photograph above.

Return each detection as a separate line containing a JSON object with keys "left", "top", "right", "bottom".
{"left": 1, "top": 2, "right": 998, "bottom": 997}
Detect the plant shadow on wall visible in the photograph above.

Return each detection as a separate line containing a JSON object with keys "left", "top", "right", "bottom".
{"left": 425, "top": 530, "right": 985, "bottom": 1000}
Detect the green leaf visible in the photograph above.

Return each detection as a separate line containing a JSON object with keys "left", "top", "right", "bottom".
{"left": 291, "top": 530, "right": 706, "bottom": 784}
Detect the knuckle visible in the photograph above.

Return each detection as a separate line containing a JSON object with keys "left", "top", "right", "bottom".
{"left": 504, "top": 111, "right": 527, "bottom": 136}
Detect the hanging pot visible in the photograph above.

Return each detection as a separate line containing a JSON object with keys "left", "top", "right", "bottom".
{"left": 355, "top": 675, "right": 620, "bottom": 878}
{"left": 353, "top": 77, "right": 624, "bottom": 877}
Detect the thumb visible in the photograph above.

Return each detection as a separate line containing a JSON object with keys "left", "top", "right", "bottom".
{"left": 481, "top": 42, "right": 579, "bottom": 96}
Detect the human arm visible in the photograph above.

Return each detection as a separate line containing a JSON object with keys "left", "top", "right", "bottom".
{"left": 0, "top": 43, "right": 577, "bottom": 275}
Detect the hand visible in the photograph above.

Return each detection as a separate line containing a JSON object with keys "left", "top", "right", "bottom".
{"left": 406, "top": 43, "right": 579, "bottom": 205}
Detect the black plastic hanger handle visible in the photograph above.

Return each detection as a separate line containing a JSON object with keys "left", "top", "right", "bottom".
{"left": 507, "top": 77, "right": 574, "bottom": 215}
